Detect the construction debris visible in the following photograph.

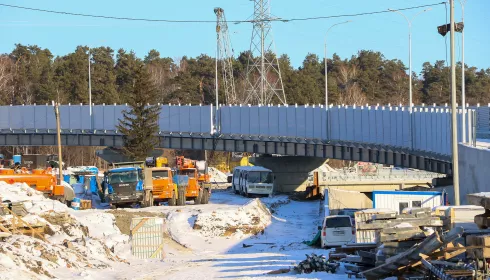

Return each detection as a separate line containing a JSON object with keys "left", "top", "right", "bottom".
{"left": 294, "top": 253, "right": 339, "bottom": 274}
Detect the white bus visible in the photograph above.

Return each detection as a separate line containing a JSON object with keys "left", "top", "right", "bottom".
{"left": 231, "top": 166, "right": 274, "bottom": 197}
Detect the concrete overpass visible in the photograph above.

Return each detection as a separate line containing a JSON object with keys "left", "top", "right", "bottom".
{"left": 0, "top": 104, "right": 479, "bottom": 175}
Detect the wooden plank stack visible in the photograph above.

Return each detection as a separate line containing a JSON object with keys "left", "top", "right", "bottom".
{"left": 80, "top": 199, "right": 92, "bottom": 210}
{"left": 464, "top": 193, "right": 490, "bottom": 259}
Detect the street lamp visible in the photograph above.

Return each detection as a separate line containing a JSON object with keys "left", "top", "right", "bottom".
{"left": 459, "top": 0, "right": 467, "bottom": 143}
{"left": 324, "top": 20, "right": 351, "bottom": 109}
{"left": 388, "top": 8, "right": 431, "bottom": 111}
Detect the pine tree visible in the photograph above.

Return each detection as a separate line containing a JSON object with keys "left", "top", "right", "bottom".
{"left": 117, "top": 65, "right": 160, "bottom": 160}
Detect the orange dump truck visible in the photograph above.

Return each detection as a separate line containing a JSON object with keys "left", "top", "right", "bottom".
{"left": 146, "top": 167, "right": 178, "bottom": 206}
{"left": 0, "top": 168, "right": 73, "bottom": 202}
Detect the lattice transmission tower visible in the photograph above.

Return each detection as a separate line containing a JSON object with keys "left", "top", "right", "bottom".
{"left": 214, "top": 7, "right": 237, "bottom": 105}
{"left": 245, "top": 0, "right": 286, "bottom": 105}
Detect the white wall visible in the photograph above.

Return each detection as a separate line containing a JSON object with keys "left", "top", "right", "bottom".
{"left": 459, "top": 144, "right": 490, "bottom": 204}
{"left": 373, "top": 192, "right": 442, "bottom": 214}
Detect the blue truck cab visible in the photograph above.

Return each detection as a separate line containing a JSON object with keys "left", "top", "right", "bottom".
{"left": 103, "top": 166, "right": 144, "bottom": 206}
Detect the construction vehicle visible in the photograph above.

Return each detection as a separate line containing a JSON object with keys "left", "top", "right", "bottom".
{"left": 143, "top": 157, "right": 179, "bottom": 206}
{"left": 174, "top": 156, "right": 211, "bottom": 205}
{"left": 102, "top": 161, "right": 153, "bottom": 208}
{"left": 0, "top": 167, "right": 74, "bottom": 203}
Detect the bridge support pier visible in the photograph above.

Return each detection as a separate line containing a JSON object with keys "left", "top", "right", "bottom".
{"left": 250, "top": 156, "right": 326, "bottom": 193}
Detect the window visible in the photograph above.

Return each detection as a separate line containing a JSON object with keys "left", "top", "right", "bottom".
{"left": 412, "top": 201, "right": 422, "bottom": 208}
{"left": 399, "top": 202, "right": 409, "bottom": 214}
{"left": 324, "top": 217, "right": 352, "bottom": 228}
{"left": 152, "top": 170, "right": 169, "bottom": 179}
{"left": 247, "top": 171, "right": 273, "bottom": 183}
{"left": 108, "top": 170, "right": 139, "bottom": 184}
{"left": 179, "top": 169, "right": 196, "bottom": 178}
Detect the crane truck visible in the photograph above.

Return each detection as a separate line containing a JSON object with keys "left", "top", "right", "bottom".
{"left": 174, "top": 156, "right": 211, "bottom": 205}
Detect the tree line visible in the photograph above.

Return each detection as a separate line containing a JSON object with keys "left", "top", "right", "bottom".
{"left": 1, "top": 44, "right": 489, "bottom": 107}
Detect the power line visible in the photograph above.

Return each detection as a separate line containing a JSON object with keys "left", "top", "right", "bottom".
{"left": 0, "top": 2, "right": 446, "bottom": 24}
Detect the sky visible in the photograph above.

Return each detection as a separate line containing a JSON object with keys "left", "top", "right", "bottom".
{"left": 0, "top": 0, "right": 489, "bottom": 74}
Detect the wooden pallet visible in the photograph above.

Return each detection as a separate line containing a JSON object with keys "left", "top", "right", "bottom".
{"left": 80, "top": 200, "right": 92, "bottom": 210}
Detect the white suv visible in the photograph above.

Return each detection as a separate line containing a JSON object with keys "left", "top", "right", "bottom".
{"left": 320, "top": 215, "right": 355, "bottom": 248}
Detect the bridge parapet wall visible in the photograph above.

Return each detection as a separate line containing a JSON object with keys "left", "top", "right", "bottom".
{"left": 0, "top": 104, "right": 477, "bottom": 159}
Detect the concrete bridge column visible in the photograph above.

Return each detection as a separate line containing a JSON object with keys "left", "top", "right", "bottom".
{"left": 250, "top": 156, "right": 326, "bottom": 193}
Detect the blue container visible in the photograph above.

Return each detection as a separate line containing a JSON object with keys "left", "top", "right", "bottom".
{"left": 63, "top": 174, "right": 71, "bottom": 183}
{"left": 13, "top": 155, "right": 21, "bottom": 165}
{"left": 71, "top": 197, "right": 81, "bottom": 210}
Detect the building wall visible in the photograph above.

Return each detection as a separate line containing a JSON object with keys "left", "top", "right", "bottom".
{"left": 373, "top": 191, "right": 442, "bottom": 213}
{"left": 325, "top": 188, "right": 372, "bottom": 214}
{"left": 458, "top": 144, "right": 490, "bottom": 204}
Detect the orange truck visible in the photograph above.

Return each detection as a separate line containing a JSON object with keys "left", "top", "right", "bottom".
{"left": 175, "top": 156, "right": 211, "bottom": 206}
{"left": 0, "top": 168, "right": 74, "bottom": 202}
{"left": 145, "top": 166, "right": 178, "bottom": 206}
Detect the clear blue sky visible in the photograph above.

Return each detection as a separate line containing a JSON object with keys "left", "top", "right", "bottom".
{"left": 0, "top": 0, "right": 489, "bottom": 74}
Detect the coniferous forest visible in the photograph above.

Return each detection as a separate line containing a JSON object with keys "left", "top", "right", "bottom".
{"left": 1, "top": 44, "right": 489, "bottom": 166}
{"left": 1, "top": 44, "right": 489, "bottom": 107}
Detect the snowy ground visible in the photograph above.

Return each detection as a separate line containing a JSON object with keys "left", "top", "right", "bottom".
{"left": 1, "top": 184, "right": 350, "bottom": 280}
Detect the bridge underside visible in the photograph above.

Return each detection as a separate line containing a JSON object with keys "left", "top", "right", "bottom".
{"left": 0, "top": 133, "right": 452, "bottom": 175}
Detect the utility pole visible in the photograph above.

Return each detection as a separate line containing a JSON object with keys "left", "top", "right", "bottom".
{"left": 53, "top": 101, "right": 63, "bottom": 186}
{"left": 88, "top": 49, "right": 93, "bottom": 130}
{"left": 450, "top": 0, "right": 460, "bottom": 206}
{"left": 324, "top": 21, "right": 351, "bottom": 109}
{"left": 389, "top": 8, "right": 431, "bottom": 111}
{"left": 460, "top": 0, "right": 467, "bottom": 143}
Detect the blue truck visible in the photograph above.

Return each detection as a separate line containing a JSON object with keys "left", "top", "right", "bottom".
{"left": 102, "top": 162, "right": 153, "bottom": 208}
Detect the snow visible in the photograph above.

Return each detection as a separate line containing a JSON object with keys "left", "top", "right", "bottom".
{"left": 208, "top": 167, "right": 228, "bottom": 183}
{"left": 1, "top": 183, "right": 353, "bottom": 279}
{"left": 394, "top": 222, "right": 413, "bottom": 228}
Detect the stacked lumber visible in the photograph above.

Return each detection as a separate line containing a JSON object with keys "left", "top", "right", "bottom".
{"left": 436, "top": 204, "right": 485, "bottom": 231}
{"left": 466, "top": 234, "right": 490, "bottom": 259}
{"left": 362, "top": 227, "right": 464, "bottom": 280}
{"left": 294, "top": 253, "right": 339, "bottom": 274}
{"left": 80, "top": 199, "right": 92, "bottom": 210}
{"left": 354, "top": 209, "right": 397, "bottom": 244}
{"left": 355, "top": 208, "right": 443, "bottom": 246}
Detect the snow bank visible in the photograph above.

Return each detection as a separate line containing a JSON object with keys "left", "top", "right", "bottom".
{"left": 0, "top": 182, "right": 129, "bottom": 278}
{"left": 193, "top": 198, "right": 272, "bottom": 238}
{"left": 0, "top": 181, "right": 69, "bottom": 214}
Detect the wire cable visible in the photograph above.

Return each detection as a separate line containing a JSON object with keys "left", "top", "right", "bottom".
{"left": 0, "top": 2, "right": 446, "bottom": 24}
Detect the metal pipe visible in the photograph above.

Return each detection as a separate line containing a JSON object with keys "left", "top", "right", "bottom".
{"left": 460, "top": 0, "right": 467, "bottom": 143}
{"left": 450, "top": 0, "right": 460, "bottom": 205}
{"left": 88, "top": 49, "right": 92, "bottom": 130}
{"left": 53, "top": 101, "right": 63, "bottom": 186}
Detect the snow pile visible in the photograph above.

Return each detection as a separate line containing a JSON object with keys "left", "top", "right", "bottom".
{"left": 0, "top": 182, "right": 129, "bottom": 278}
{"left": 208, "top": 167, "right": 228, "bottom": 183}
{"left": 0, "top": 182, "right": 69, "bottom": 214}
{"left": 193, "top": 198, "right": 272, "bottom": 238}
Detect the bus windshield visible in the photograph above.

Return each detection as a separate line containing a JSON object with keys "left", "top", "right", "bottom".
{"left": 108, "top": 170, "right": 139, "bottom": 184}
{"left": 247, "top": 171, "right": 272, "bottom": 183}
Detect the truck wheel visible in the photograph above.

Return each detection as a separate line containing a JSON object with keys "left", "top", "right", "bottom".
{"left": 177, "top": 187, "right": 186, "bottom": 206}
{"left": 169, "top": 192, "right": 176, "bottom": 206}
{"left": 201, "top": 189, "right": 210, "bottom": 204}
{"left": 194, "top": 189, "right": 203, "bottom": 205}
